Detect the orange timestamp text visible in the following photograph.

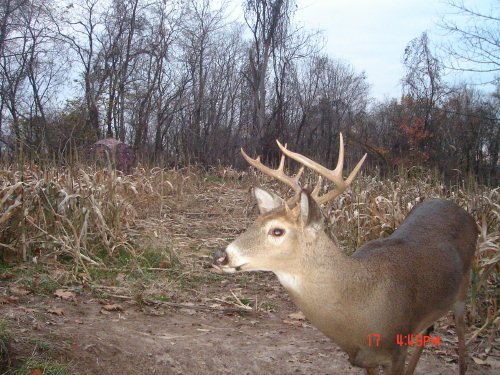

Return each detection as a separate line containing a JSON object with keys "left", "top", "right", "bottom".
{"left": 367, "top": 333, "right": 441, "bottom": 347}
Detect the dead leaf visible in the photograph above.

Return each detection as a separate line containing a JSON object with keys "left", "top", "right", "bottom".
{"left": 159, "top": 260, "right": 170, "bottom": 269}
{"left": 101, "top": 304, "right": 123, "bottom": 312}
{"left": 9, "top": 286, "right": 30, "bottom": 296}
{"left": 0, "top": 272, "right": 14, "bottom": 280}
{"left": 472, "top": 357, "right": 488, "bottom": 365}
{"left": 486, "top": 357, "right": 500, "bottom": 369}
{"left": 18, "top": 306, "right": 36, "bottom": 313}
{"left": 283, "top": 319, "right": 304, "bottom": 328}
{"left": 47, "top": 308, "right": 64, "bottom": 316}
{"left": 31, "top": 369, "right": 42, "bottom": 375}
{"left": 53, "top": 289, "right": 76, "bottom": 301}
{"left": 288, "top": 311, "right": 306, "bottom": 321}
{"left": 0, "top": 296, "right": 19, "bottom": 304}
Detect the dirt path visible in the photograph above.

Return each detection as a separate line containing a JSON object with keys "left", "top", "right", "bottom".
{"left": 0, "top": 279, "right": 495, "bottom": 375}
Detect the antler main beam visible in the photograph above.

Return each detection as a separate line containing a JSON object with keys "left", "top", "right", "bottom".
{"left": 276, "top": 134, "right": 366, "bottom": 204}
{"left": 241, "top": 134, "right": 366, "bottom": 205}
{"left": 240, "top": 146, "right": 304, "bottom": 195}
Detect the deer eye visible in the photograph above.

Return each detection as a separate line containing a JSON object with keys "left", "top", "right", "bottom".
{"left": 269, "top": 227, "right": 285, "bottom": 237}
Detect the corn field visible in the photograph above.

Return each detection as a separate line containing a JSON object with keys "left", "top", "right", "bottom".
{"left": 0, "top": 164, "right": 498, "bottom": 332}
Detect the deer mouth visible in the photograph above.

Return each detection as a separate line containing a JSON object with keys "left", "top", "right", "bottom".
{"left": 216, "top": 262, "right": 249, "bottom": 273}
{"left": 212, "top": 250, "right": 248, "bottom": 273}
{"left": 213, "top": 264, "right": 247, "bottom": 273}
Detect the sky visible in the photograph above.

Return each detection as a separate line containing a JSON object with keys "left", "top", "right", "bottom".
{"left": 294, "top": 0, "right": 444, "bottom": 100}
{"left": 293, "top": 0, "right": 498, "bottom": 100}
{"left": 226, "top": 0, "right": 498, "bottom": 101}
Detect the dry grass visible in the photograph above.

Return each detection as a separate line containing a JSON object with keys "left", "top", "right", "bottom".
{"left": 0, "top": 164, "right": 498, "bottom": 334}
{"left": 0, "top": 164, "right": 205, "bottom": 270}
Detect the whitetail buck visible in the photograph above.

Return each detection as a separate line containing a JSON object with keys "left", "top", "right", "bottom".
{"left": 213, "top": 134, "right": 478, "bottom": 375}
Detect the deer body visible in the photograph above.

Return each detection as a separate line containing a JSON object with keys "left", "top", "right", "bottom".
{"left": 214, "top": 135, "right": 477, "bottom": 374}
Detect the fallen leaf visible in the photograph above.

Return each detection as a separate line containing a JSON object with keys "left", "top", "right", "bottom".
{"left": 0, "top": 296, "right": 19, "bottom": 304}
{"left": 159, "top": 260, "right": 170, "bottom": 269}
{"left": 101, "top": 304, "right": 123, "bottom": 312}
{"left": 18, "top": 306, "right": 36, "bottom": 313}
{"left": 54, "top": 289, "right": 76, "bottom": 301}
{"left": 9, "top": 286, "right": 30, "bottom": 296}
{"left": 288, "top": 311, "right": 306, "bottom": 321}
{"left": 0, "top": 272, "right": 14, "bottom": 280}
{"left": 486, "top": 357, "right": 500, "bottom": 369}
{"left": 283, "top": 319, "right": 304, "bottom": 328}
{"left": 31, "top": 369, "right": 42, "bottom": 375}
{"left": 47, "top": 308, "right": 64, "bottom": 316}
{"left": 472, "top": 357, "right": 488, "bottom": 365}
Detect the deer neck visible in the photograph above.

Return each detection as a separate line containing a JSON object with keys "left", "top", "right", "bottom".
{"left": 274, "top": 230, "right": 363, "bottom": 291}
{"left": 274, "top": 231, "right": 371, "bottom": 345}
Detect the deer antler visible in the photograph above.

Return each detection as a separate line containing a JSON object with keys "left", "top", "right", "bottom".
{"left": 241, "top": 134, "right": 366, "bottom": 206}
{"left": 241, "top": 146, "right": 304, "bottom": 196}
{"left": 276, "top": 134, "right": 366, "bottom": 205}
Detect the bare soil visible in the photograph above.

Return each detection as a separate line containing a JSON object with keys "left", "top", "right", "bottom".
{"left": 1, "top": 271, "right": 497, "bottom": 375}
{"left": 0, "top": 182, "right": 497, "bottom": 374}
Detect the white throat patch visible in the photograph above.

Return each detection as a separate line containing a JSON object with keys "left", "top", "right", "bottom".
{"left": 275, "top": 272, "right": 302, "bottom": 294}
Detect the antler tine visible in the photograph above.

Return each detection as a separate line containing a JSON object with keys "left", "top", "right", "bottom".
{"left": 333, "top": 133, "right": 344, "bottom": 176}
{"left": 276, "top": 134, "right": 367, "bottom": 205}
{"left": 311, "top": 176, "right": 322, "bottom": 200}
{"left": 240, "top": 147, "right": 302, "bottom": 194}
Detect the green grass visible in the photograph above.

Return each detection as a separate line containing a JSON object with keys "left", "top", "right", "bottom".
{"left": 12, "top": 356, "right": 71, "bottom": 375}
{"left": 260, "top": 301, "right": 275, "bottom": 311}
{"left": 28, "top": 338, "right": 51, "bottom": 353}
{"left": 88, "top": 268, "right": 119, "bottom": 285}
{"left": 0, "top": 263, "right": 15, "bottom": 273}
{"left": 31, "top": 274, "right": 61, "bottom": 294}
{"left": 0, "top": 264, "right": 62, "bottom": 295}
{"left": 239, "top": 297, "right": 253, "bottom": 307}
{"left": 0, "top": 320, "right": 11, "bottom": 370}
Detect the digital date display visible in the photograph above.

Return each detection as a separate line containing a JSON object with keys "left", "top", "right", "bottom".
{"left": 367, "top": 333, "right": 441, "bottom": 347}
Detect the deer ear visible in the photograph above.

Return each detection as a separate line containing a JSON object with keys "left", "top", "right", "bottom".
{"left": 299, "top": 191, "right": 323, "bottom": 230}
{"left": 253, "top": 187, "right": 284, "bottom": 214}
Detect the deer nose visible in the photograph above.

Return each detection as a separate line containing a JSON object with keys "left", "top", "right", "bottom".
{"left": 213, "top": 250, "right": 228, "bottom": 266}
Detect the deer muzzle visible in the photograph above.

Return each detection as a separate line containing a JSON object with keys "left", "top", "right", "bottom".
{"left": 213, "top": 250, "right": 228, "bottom": 267}
{"left": 213, "top": 245, "right": 248, "bottom": 273}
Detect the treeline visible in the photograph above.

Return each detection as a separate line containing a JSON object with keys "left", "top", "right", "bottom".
{"left": 0, "top": 0, "right": 498, "bottom": 184}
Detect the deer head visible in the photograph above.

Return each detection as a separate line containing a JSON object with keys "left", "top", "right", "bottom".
{"left": 214, "top": 134, "right": 366, "bottom": 275}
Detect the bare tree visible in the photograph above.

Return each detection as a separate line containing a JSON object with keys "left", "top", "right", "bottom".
{"left": 0, "top": 0, "right": 30, "bottom": 155}
{"left": 179, "top": 0, "right": 224, "bottom": 162}
{"left": 55, "top": 0, "right": 105, "bottom": 141}
{"left": 0, "top": 0, "right": 65, "bottom": 158}
{"left": 439, "top": 0, "right": 499, "bottom": 81}
{"left": 287, "top": 55, "right": 369, "bottom": 166}
{"left": 243, "top": 0, "right": 295, "bottom": 159}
